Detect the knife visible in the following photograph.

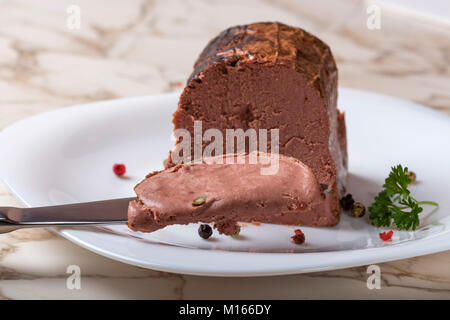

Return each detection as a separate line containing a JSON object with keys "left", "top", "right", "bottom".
{"left": 0, "top": 197, "right": 135, "bottom": 233}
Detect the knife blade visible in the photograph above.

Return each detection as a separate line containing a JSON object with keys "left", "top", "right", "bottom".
{"left": 0, "top": 197, "right": 135, "bottom": 233}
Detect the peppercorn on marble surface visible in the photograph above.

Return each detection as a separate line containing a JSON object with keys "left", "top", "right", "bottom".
{"left": 1, "top": 0, "right": 450, "bottom": 299}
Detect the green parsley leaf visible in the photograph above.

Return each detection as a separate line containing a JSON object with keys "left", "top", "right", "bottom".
{"left": 369, "top": 165, "right": 438, "bottom": 231}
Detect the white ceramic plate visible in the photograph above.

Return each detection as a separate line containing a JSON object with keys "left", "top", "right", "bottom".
{"left": 0, "top": 88, "right": 449, "bottom": 276}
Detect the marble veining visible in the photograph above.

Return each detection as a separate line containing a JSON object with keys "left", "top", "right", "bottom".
{"left": 0, "top": 0, "right": 449, "bottom": 299}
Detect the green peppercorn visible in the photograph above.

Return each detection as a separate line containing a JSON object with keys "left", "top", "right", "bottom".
{"left": 198, "top": 224, "right": 213, "bottom": 239}
{"left": 231, "top": 225, "right": 241, "bottom": 238}
{"left": 192, "top": 196, "right": 207, "bottom": 206}
{"left": 407, "top": 171, "right": 416, "bottom": 184}
{"left": 351, "top": 202, "right": 366, "bottom": 218}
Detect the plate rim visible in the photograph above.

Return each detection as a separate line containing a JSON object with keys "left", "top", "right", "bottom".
{"left": 53, "top": 226, "right": 450, "bottom": 277}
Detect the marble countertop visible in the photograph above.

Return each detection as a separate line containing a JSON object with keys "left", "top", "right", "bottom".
{"left": 1, "top": 0, "right": 450, "bottom": 299}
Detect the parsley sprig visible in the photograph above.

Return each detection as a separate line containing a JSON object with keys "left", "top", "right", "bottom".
{"left": 369, "top": 165, "right": 438, "bottom": 230}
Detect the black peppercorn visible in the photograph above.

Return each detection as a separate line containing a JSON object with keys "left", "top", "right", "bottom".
{"left": 198, "top": 224, "right": 213, "bottom": 239}
{"left": 291, "top": 229, "right": 306, "bottom": 244}
{"left": 340, "top": 194, "right": 355, "bottom": 210}
{"left": 292, "top": 234, "right": 305, "bottom": 244}
{"left": 351, "top": 202, "right": 366, "bottom": 218}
